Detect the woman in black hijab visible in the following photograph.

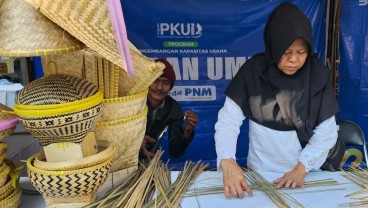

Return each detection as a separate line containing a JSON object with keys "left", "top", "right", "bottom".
{"left": 214, "top": 2, "right": 339, "bottom": 198}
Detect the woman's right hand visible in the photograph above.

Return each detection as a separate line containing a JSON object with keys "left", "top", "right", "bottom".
{"left": 220, "top": 158, "right": 253, "bottom": 199}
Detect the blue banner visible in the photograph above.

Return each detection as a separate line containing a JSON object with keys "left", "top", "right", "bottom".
{"left": 122, "top": 0, "right": 327, "bottom": 168}
{"left": 337, "top": 0, "right": 368, "bottom": 167}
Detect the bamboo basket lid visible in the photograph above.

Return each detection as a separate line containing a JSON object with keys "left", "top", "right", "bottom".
{"left": 0, "top": 0, "right": 84, "bottom": 57}
{"left": 25, "top": 0, "right": 126, "bottom": 72}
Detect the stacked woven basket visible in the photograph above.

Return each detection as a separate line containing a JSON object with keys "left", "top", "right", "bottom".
{"left": 1, "top": 0, "right": 166, "bottom": 206}
{"left": 41, "top": 47, "right": 164, "bottom": 173}
{"left": 0, "top": 104, "right": 21, "bottom": 207}
{"left": 14, "top": 74, "right": 115, "bottom": 207}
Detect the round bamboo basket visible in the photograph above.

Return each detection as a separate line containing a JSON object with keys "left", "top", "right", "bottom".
{"left": 0, "top": 0, "right": 83, "bottom": 57}
{"left": 0, "top": 143, "right": 6, "bottom": 158}
{"left": 99, "top": 89, "right": 148, "bottom": 122}
{"left": 0, "top": 159, "right": 21, "bottom": 202}
{"left": 0, "top": 149, "right": 6, "bottom": 165}
{"left": 95, "top": 107, "right": 147, "bottom": 172}
{"left": 34, "top": 140, "right": 115, "bottom": 171}
{"left": 0, "top": 187, "right": 21, "bottom": 208}
{"left": 0, "top": 167, "right": 10, "bottom": 188}
{"left": 14, "top": 74, "right": 103, "bottom": 146}
{"left": 27, "top": 154, "right": 113, "bottom": 207}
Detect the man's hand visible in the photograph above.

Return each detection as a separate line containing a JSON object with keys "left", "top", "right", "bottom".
{"left": 139, "top": 135, "right": 156, "bottom": 159}
{"left": 273, "top": 162, "right": 307, "bottom": 189}
{"left": 183, "top": 111, "right": 199, "bottom": 138}
{"left": 220, "top": 159, "right": 253, "bottom": 199}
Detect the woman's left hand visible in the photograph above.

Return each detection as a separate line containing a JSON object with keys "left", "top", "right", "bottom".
{"left": 273, "top": 162, "right": 307, "bottom": 189}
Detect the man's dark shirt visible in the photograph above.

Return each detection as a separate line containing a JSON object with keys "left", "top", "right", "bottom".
{"left": 143, "top": 96, "right": 194, "bottom": 159}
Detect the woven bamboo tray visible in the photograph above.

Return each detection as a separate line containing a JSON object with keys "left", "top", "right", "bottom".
{"left": 25, "top": 0, "right": 124, "bottom": 70}
{"left": 98, "top": 89, "right": 148, "bottom": 122}
{"left": 118, "top": 46, "right": 165, "bottom": 96}
{"left": 14, "top": 74, "right": 103, "bottom": 146}
{"left": 34, "top": 140, "right": 115, "bottom": 171}
{"left": 0, "top": 0, "right": 83, "bottom": 57}
{"left": 27, "top": 153, "right": 113, "bottom": 207}
{"left": 94, "top": 107, "right": 148, "bottom": 172}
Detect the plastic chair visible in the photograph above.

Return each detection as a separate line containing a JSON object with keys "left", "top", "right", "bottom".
{"left": 336, "top": 120, "right": 368, "bottom": 167}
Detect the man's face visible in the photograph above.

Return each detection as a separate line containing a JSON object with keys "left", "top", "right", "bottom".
{"left": 148, "top": 77, "right": 171, "bottom": 102}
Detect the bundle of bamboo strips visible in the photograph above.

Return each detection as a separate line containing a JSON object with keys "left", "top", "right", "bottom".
{"left": 340, "top": 167, "right": 368, "bottom": 207}
{"left": 82, "top": 150, "right": 207, "bottom": 208}
{"left": 183, "top": 167, "right": 343, "bottom": 208}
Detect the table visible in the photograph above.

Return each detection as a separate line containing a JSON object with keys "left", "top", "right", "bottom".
{"left": 19, "top": 170, "right": 362, "bottom": 208}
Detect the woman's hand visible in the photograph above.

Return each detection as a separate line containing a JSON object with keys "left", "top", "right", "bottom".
{"left": 220, "top": 159, "right": 253, "bottom": 198}
{"left": 273, "top": 162, "right": 307, "bottom": 189}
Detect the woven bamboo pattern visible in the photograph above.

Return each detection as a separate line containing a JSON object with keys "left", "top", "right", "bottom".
{"left": 14, "top": 74, "right": 103, "bottom": 145}
{"left": 25, "top": 0, "right": 125, "bottom": 71}
{"left": 95, "top": 107, "right": 148, "bottom": 172}
{"left": 82, "top": 49, "right": 120, "bottom": 99}
{"left": 16, "top": 74, "right": 100, "bottom": 105}
{"left": 0, "top": 187, "right": 21, "bottom": 208}
{"left": 16, "top": 103, "right": 102, "bottom": 146}
{"left": 118, "top": 47, "right": 165, "bottom": 96}
{"left": 0, "top": 163, "right": 10, "bottom": 188}
{"left": 98, "top": 89, "right": 148, "bottom": 122}
{"left": 0, "top": 0, "right": 83, "bottom": 57}
{"left": 27, "top": 154, "right": 113, "bottom": 206}
{"left": 34, "top": 140, "right": 115, "bottom": 171}
{"left": 83, "top": 49, "right": 99, "bottom": 89}
{"left": 41, "top": 50, "right": 84, "bottom": 78}
{"left": 0, "top": 159, "right": 20, "bottom": 202}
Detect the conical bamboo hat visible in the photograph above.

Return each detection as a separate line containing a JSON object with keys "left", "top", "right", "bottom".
{"left": 0, "top": 0, "right": 84, "bottom": 57}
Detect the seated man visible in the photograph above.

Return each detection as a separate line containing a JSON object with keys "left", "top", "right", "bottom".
{"left": 139, "top": 59, "right": 199, "bottom": 159}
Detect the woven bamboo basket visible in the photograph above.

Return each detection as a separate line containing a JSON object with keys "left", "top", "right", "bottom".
{"left": 0, "top": 187, "right": 21, "bottom": 208}
{"left": 0, "top": 159, "right": 21, "bottom": 202}
{"left": 14, "top": 74, "right": 103, "bottom": 146}
{"left": 34, "top": 140, "right": 115, "bottom": 171}
{"left": 98, "top": 89, "right": 148, "bottom": 122}
{"left": 27, "top": 154, "right": 113, "bottom": 207}
{"left": 0, "top": 143, "right": 6, "bottom": 157}
{"left": 0, "top": 149, "right": 6, "bottom": 166}
{"left": 25, "top": 0, "right": 124, "bottom": 71}
{"left": 118, "top": 45, "right": 165, "bottom": 96}
{"left": 94, "top": 107, "right": 148, "bottom": 172}
{"left": 0, "top": 0, "right": 83, "bottom": 57}
{"left": 41, "top": 50, "right": 84, "bottom": 79}
{"left": 0, "top": 166, "right": 10, "bottom": 188}
{"left": 0, "top": 104, "right": 18, "bottom": 141}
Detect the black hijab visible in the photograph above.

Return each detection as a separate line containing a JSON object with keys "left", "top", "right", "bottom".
{"left": 225, "top": 3, "right": 339, "bottom": 144}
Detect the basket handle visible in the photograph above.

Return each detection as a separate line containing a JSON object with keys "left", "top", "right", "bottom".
{"left": 45, "top": 61, "right": 60, "bottom": 76}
